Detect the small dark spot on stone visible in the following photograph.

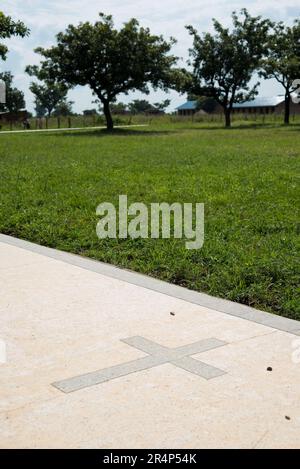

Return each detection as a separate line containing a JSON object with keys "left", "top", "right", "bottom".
{"left": 267, "top": 367, "right": 272, "bottom": 371}
{"left": 285, "top": 416, "right": 291, "bottom": 421}
{"left": 170, "top": 312, "right": 175, "bottom": 316}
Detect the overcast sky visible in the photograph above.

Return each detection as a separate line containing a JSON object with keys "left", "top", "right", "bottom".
{"left": 2, "top": 0, "right": 300, "bottom": 113}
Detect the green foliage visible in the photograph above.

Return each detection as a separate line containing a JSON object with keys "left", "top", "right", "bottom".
{"left": 25, "top": 66, "right": 69, "bottom": 117}
{"left": 0, "top": 11, "right": 29, "bottom": 61}
{"left": 29, "top": 13, "right": 181, "bottom": 128}
{"left": 260, "top": 20, "right": 300, "bottom": 124}
{"left": 0, "top": 121, "right": 299, "bottom": 320}
{"left": 29, "top": 82, "right": 68, "bottom": 117}
{"left": 187, "top": 9, "right": 272, "bottom": 126}
{"left": 109, "top": 102, "right": 128, "bottom": 114}
{"left": 0, "top": 71, "right": 25, "bottom": 112}
{"left": 197, "top": 97, "right": 218, "bottom": 113}
{"left": 128, "top": 99, "right": 152, "bottom": 114}
{"left": 261, "top": 20, "right": 300, "bottom": 87}
{"left": 128, "top": 99, "right": 170, "bottom": 114}
{"left": 34, "top": 101, "right": 47, "bottom": 117}
{"left": 83, "top": 109, "right": 98, "bottom": 116}
{"left": 152, "top": 99, "right": 171, "bottom": 112}
{"left": 53, "top": 100, "right": 74, "bottom": 116}
{"left": 188, "top": 95, "right": 218, "bottom": 113}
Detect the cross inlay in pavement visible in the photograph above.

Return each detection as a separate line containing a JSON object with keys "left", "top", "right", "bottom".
{"left": 52, "top": 336, "right": 228, "bottom": 393}
{"left": 2, "top": 236, "right": 300, "bottom": 448}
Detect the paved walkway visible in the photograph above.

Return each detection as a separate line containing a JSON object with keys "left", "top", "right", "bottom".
{"left": 0, "top": 124, "right": 148, "bottom": 135}
{"left": 0, "top": 234, "right": 299, "bottom": 448}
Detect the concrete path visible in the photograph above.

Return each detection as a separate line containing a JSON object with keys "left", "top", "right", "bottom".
{"left": 0, "top": 234, "right": 299, "bottom": 449}
{"left": 0, "top": 124, "right": 148, "bottom": 135}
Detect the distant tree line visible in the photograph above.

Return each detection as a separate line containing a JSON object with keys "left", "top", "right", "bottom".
{"left": 86, "top": 98, "right": 171, "bottom": 116}
{"left": 0, "top": 9, "right": 299, "bottom": 128}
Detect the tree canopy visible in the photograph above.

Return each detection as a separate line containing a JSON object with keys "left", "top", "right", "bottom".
{"left": 26, "top": 65, "right": 69, "bottom": 117}
{"left": 187, "top": 9, "right": 272, "bottom": 126}
{"left": 187, "top": 94, "right": 218, "bottom": 113}
{"left": 152, "top": 99, "right": 171, "bottom": 112}
{"left": 128, "top": 99, "right": 170, "bottom": 114}
{"left": 260, "top": 20, "right": 300, "bottom": 124}
{"left": 28, "top": 81, "right": 69, "bottom": 117}
{"left": 109, "top": 102, "right": 128, "bottom": 114}
{"left": 0, "top": 11, "right": 29, "bottom": 61}
{"left": 52, "top": 100, "right": 74, "bottom": 117}
{"left": 83, "top": 109, "right": 98, "bottom": 116}
{"left": 29, "top": 13, "right": 185, "bottom": 129}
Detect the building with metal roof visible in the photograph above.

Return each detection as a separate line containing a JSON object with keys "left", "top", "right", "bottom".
{"left": 232, "top": 96, "right": 285, "bottom": 109}
{"left": 232, "top": 95, "right": 300, "bottom": 115}
{"left": 176, "top": 100, "right": 198, "bottom": 115}
{"left": 176, "top": 96, "right": 300, "bottom": 116}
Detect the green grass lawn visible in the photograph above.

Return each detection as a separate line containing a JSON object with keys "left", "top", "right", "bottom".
{"left": 0, "top": 121, "right": 299, "bottom": 320}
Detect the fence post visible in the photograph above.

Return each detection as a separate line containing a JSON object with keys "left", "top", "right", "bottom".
{"left": 57, "top": 116, "right": 61, "bottom": 129}
{"left": 68, "top": 116, "right": 71, "bottom": 128}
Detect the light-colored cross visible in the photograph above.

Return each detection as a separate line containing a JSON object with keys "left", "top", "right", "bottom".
{"left": 52, "top": 336, "right": 227, "bottom": 393}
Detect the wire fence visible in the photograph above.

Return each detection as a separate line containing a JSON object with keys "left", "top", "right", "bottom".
{"left": 0, "top": 111, "right": 299, "bottom": 132}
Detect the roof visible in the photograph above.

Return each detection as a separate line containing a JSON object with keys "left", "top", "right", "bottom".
{"left": 233, "top": 96, "right": 285, "bottom": 109}
{"left": 177, "top": 96, "right": 287, "bottom": 111}
{"left": 176, "top": 100, "right": 198, "bottom": 111}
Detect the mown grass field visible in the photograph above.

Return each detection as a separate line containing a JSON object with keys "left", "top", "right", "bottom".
{"left": 0, "top": 121, "right": 299, "bottom": 319}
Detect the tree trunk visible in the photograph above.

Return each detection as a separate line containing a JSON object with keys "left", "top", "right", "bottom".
{"left": 103, "top": 100, "right": 114, "bottom": 130}
{"left": 284, "top": 91, "right": 290, "bottom": 125}
{"left": 224, "top": 108, "right": 231, "bottom": 128}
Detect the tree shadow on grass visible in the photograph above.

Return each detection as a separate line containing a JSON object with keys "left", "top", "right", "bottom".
{"left": 38, "top": 128, "right": 180, "bottom": 138}
{"left": 30, "top": 122, "right": 300, "bottom": 138}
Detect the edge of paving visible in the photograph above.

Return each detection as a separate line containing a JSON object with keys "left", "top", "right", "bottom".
{"left": 1, "top": 233, "right": 299, "bottom": 336}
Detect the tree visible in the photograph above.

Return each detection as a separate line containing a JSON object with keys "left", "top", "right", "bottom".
{"left": 34, "top": 101, "right": 47, "bottom": 117}
{"left": 0, "top": 11, "right": 29, "bottom": 61}
{"left": 260, "top": 20, "right": 300, "bottom": 125}
{"left": 28, "top": 13, "right": 182, "bottom": 129}
{"left": 187, "top": 9, "right": 271, "bottom": 127}
{"left": 153, "top": 99, "right": 171, "bottom": 113}
{"left": 28, "top": 82, "right": 68, "bottom": 117}
{"left": 96, "top": 99, "right": 128, "bottom": 114}
{"left": 0, "top": 71, "right": 25, "bottom": 113}
{"left": 83, "top": 109, "right": 98, "bottom": 116}
{"left": 26, "top": 65, "right": 69, "bottom": 117}
{"left": 198, "top": 97, "right": 218, "bottom": 113}
{"left": 188, "top": 95, "right": 218, "bottom": 113}
{"left": 53, "top": 99, "right": 74, "bottom": 116}
{"left": 128, "top": 98, "right": 170, "bottom": 114}
{"left": 110, "top": 102, "right": 127, "bottom": 114}
{"left": 128, "top": 99, "right": 153, "bottom": 114}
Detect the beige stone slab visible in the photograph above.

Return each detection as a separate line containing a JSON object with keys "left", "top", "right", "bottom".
{"left": 0, "top": 241, "right": 52, "bottom": 271}
{"left": 1, "top": 357, "right": 299, "bottom": 449}
{"left": 0, "top": 239, "right": 299, "bottom": 449}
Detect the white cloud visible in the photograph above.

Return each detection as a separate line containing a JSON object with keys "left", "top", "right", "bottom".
{"left": 2, "top": 0, "right": 300, "bottom": 113}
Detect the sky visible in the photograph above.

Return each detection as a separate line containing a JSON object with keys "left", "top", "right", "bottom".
{"left": 2, "top": 0, "right": 300, "bottom": 114}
